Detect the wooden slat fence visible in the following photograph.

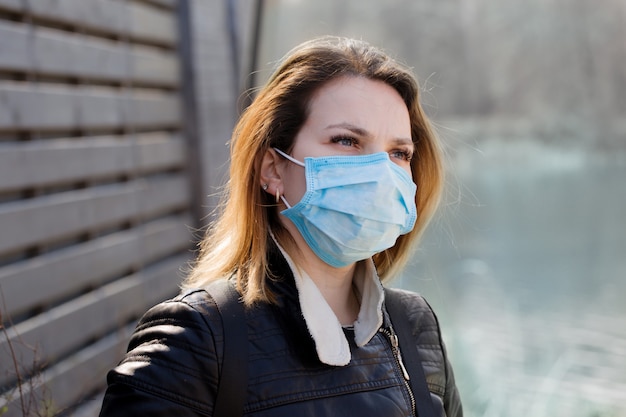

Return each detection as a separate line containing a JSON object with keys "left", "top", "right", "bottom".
{"left": 0, "top": 1, "right": 197, "bottom": 416}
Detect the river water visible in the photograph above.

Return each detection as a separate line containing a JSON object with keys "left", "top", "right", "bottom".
{"left": 395, "top": 136, "right": 626, "bottom": 416}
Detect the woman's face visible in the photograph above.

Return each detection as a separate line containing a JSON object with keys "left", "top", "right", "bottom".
{"left": 279, "top": 75, "right": 413, "bottom": 207}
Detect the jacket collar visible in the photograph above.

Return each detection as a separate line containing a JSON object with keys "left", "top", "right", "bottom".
{"left": 270, "top": 238, "right": 384, "bottom": 366}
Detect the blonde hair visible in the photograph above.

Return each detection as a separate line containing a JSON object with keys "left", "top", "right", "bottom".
{"left": 183, "top": 36, "right": 444, "bottom": 306}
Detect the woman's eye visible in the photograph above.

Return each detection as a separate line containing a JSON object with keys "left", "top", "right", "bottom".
{"left": 391, "top": 149, "right": 413, "bottom": 162}
{"left": 331, "top": 136, "right": 357, "bottom": 147}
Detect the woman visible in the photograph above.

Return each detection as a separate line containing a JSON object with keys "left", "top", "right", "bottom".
{"left": 99, "top": 36, "right": 463, "bottom": 416}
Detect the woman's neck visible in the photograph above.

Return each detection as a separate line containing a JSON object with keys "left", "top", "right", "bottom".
{"left": 279, "top": 225, "right": 361, "bottom": 325}
{"left": 305, "top": 260, "right": 360, "bottom": 325}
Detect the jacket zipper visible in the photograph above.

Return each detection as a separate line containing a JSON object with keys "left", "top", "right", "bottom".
{"left": 379, "top": 327, "right": 416, "bottom": 416}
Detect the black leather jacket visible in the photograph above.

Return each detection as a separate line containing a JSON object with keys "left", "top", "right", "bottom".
{"left": 100, "top": 250, "right": 463, "bottom": 416}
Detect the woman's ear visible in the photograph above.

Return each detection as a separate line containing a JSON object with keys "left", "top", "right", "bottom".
{"left": 259, "top": 148, "right": 283, "bottom": 198}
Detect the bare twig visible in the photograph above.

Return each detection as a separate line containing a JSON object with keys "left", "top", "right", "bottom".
{"left": 0, "top": 285, "right": 27, "bottom": 416}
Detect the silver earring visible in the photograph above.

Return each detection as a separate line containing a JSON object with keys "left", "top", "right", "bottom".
{"left": 262, "top": 184, "right": 268, "bottom": 190}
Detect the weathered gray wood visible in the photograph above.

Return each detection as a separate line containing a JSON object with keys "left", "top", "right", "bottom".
{"left": 26, "top": 0, "right": 129, "bottom": 36}
{"left": 134, "top": 133, "right": 186, "bottom": 173}
{"left": 189, "top": 0, "right": 241, "bottom": 218}
{"left": 71, "top": 390, "right": 105, "bottom": 417}
{"left": 0, "top": 0, "right": 21, "bottom": 13}
{"left": 26, "top": 0, "right": 176, "bottom": 46}
{"left": 0, "top": 132, "right": 185, "bottom": 191}
{"left": 0, "top": 0, "right": 207, "bottom": 414}
{"left": 0, "top": 21, "right": 179, "bottom": 85}
{"left": 0, "top": 214, "right": 192, "bottom": 318}
{"left": 0, "top": 82, "right": 76, "bottom": 129}
{"left": 32, "top": 24, "right": 128, "bottom": 80}
{"left": 130, "top": 45, "right": 180, "bottom": 86}
{"left": 0, "top": 82, "right": 181, "bottom": 130}
{"left": 128, "top": 1, "right": 177, "bottom": 45}
{"left": 76, "top": 87, "right": 125, "bottom": 128}
{"left": 119, "top": 89, "right": 181, "bottom": 128}
{"left": 0, "top": 21, "right": 31, "bottom": 72}
{"left": 143, "top": 0, "right": 177, "bottom": 10}
{"left": 0, "top": 321, "right": 135, "bottom": 417}
{"left": 0, "top": 254, "right": 187, "bottom": 391}
{"left": 0, "top": 176, "right": 189, "bottom": 255}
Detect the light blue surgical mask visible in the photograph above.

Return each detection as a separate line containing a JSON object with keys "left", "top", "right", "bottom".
{"left": 274, "top": 148, "right": 417, "bottom": 268}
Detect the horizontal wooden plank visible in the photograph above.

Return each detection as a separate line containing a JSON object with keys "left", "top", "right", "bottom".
{"left": 143, "top": 0, "right": 177, "bottom": 9}
{"left": 32, "top": 23, "right": 127, "bottom": 80}
{"left": 130, "top": 45, "right": 180, "bottom": 85}
{"left": 120, "top": 88, "right": 182, "bottom": 128}
{"left": 0, "top": 82, "right": 181, "bottom": 131}
{"left": 42, "top": 338, "right": 122, "bottom": 417}
{"left": 0, "top": 0, "right": 20, "bottom": 13}
{"left": 0, "top": 21, "right": 179, "bottom": 85}
{"left": 0, "top": 21, "right": 30, "bottom": 71}
{"left": 0, "top": 214, "right": 192, "bottom": 318}
{"left": 0, "top": 254, "right": 187, "bottom": 390}
{"left": 127, "top": 1, "right": 178, "bottom": 45}
{"left": 24, "top": 0, "right": 177, "bottom": 46}
{"left": 0, "top": 175, "right": 189, "bottom": 255}
{"left": 71, "top": 390, "right": 105, "bottom": 417}
{"left": 0, "top": 322, "right": 135, "bottom": 417}
{"left": 0, "top": 132, "right": 185, "bottom": 191}
{"left": 134, "top": 133, "right": 187, "bottom": 173}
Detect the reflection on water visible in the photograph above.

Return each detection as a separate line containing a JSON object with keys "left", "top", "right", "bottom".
{"left": 395, "top": 137, "right": 626, "bottom": 416}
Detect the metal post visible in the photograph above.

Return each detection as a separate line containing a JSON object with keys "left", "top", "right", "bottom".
{"left": 176, "top": 0, "right": 203, "bottom": 232}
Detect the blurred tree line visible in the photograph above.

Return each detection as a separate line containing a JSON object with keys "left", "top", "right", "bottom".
{"left": 260, "top": 0, "right": 626, "bottom": 149}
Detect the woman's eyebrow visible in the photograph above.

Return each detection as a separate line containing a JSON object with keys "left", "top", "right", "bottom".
{"left": 390, "top": 137, "right": 414, "bottom": 147}
{"left": 326, "top": 122, "right": 413, "bottom": 145}
{"left": 325, "top": 122, "right": 370, "bottom": 137}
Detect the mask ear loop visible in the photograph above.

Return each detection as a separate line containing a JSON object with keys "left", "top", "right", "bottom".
{"left": 273, "top": 148, "right": 300, "bottom": 209}
{"left": 281, "top": 195, "right": 292, "bottom": 209}
{"left": 273, "top": 148, "right": 305, "bottom": 167}
{"left": 274, "top": 189, "right": 292, "bottom": 208}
